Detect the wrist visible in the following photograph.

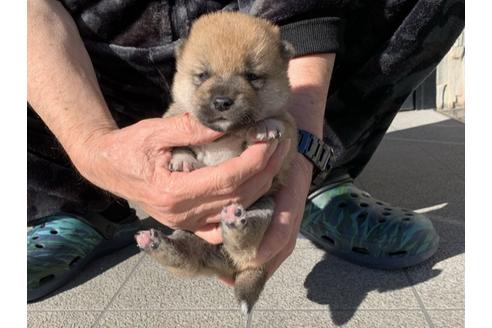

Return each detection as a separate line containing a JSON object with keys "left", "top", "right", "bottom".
{"left": 67, "top": 123, "right": 116, "bottom": 177}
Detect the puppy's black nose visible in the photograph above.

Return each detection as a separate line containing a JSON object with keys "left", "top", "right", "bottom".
{"left": 212, "top": 96, "right": 234, "bottom": 111}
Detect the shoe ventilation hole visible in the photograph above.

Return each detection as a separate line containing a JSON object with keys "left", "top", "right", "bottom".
{"left": 357, "top": 212, "right": 368, "bottom": 220}
{"left": 405, "top": 213, "right": 414, "bottom": 216}
{"left": 388, "top": 250, "right": 407, "bottom": 257}
{"left": 352, "top": 247, "right": 370, "bottom": 255}
{"left": 39, "top": 274, "right": 55, "bottom": 286}
{"left": 32, "top": 236, "right": 39, "bottom": 240}
{"left": 382, "top": 212, "right": 391, "bottom": 216}
{"left": 384, "top": 208, "right": 392, "bottom": 211}
{"left": 402, "top": 217, "right": 411, "bottom": 222}
{"left": 50, "top": 229, "right": 58, "bottom": 235}
{"left": 321, "top": 235, "right": 335, "bottom": 245}
{"left": 402, "top": 209, "right": 410, "bottom": 212}
{"left": 338, "top": 202, "right": 348, "bottom": 208}
{"left": 350, "top": 193, "right": 359, "bottom": 198}
{"left": 376, "top": 201, "right": 384, "bottom": 205}
{"left": 360, "top": 202, "right": 369, "bottom": 208}
{"left": 379, "top": 219, "right": 386, "bottom": 223}
{"left": 35, "top": 244, "right": 44, "bottom": 249}
{"left": 69, "top": 256, "right": 81, "bottom": 268}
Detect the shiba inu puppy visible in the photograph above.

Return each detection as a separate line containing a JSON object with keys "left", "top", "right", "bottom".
{"left": 136, "top": 11, "right": 296, "bottom": 317}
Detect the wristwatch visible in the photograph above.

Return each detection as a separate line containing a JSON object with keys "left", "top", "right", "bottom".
{"left": 297, "top": 129, "right": 333, "bottom": 186}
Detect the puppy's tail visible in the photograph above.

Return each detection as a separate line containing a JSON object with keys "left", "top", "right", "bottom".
{"left": 234, "top": 267, "right": 268, "bottom": 315}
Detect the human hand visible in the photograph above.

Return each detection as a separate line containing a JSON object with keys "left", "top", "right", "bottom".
{"left": 253, "top": 154, "right": 313, "bottom": 278}
{"left": 71, "top": 113, "right": 290, "bottom": 240}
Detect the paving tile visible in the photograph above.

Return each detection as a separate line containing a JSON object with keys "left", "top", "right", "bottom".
{"left": 258, "top": 249, "right": 419, "bottom": 310}
{"left": 388, "top": 115, "right": 464, "bottom": 144}
{"left": 388, "top": 110, "right": 455, "bottom": 132}
{"left": 27, "top": 311, "right": 100, "bottom": 328}
{"left": 416, "top": 142, "right": 464, "bottom": 180}
{"left": 109, "top": 246, "right": 419, "bottom": 313}
{"left": 429, "top": 216, "right": 464, "bottom": 244}
{"left": 428, "top": 310, "right": 464, "bottom": 328}
{"left": 295, "top": 235, "right": 318, "bottom": 249}
{"left": 406, "top": 243, "right": 464, "bottom": 309}
{"left": 27, "top": 246, "right": 142, "bottom": 311}
{"left": 252, "top": 310, "right": 429, "bottom": 328}
{"left": 98, "top": 311, "right": 242, "bottom": 328}
{"left": 107, "top": 255, "right": 237, "bottom": 310}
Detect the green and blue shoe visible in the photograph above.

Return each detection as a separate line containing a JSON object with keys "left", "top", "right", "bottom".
{"left": 302, "top": 178, "right": 439, "bottom": 269}
{"left": 27, "top": 210, "right": 140, "bottom": 302}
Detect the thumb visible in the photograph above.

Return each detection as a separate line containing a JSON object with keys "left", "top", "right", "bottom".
{"left": 163, "top": 113, "right": 223, "bottom": 146}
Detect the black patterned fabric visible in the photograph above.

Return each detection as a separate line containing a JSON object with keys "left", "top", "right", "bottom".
{"left": 27, "top": 0, "right": 464, "bottom": 222}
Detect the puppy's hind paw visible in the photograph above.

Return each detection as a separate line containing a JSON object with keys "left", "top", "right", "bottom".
{"left": 221, "top": 203, "right": 246, "bottom": 229}
{"left": 169, "top": 153, "right": 200, "bottom": 172}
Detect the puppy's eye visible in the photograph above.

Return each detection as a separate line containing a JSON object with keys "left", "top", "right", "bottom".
{"left": 245, "top": 73, "right": 259, "bottom": 81}
{"left": 196, "top": 71, "right": 209, "bottom": 82}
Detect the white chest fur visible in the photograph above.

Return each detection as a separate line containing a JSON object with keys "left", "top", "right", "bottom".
{"left": 193, "top": 133, "right": 247, "bottom": 166}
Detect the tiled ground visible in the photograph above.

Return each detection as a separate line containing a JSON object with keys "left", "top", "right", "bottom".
{"left": 27, "top": 110, "right": 465, "bottom": 328}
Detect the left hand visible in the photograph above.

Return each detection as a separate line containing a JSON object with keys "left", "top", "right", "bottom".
{"left": 218, "top": 154, "right": 313, "bottom": 285}
{"left": 253, "top": 154, "right": 313, "bottom": 278}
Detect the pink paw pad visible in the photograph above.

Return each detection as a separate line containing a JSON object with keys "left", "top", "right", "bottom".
{"left": 221, "top": 203, "right": 246, "bottom": 227}
{"left": 135, "top": 229, "right": 160, "bottom": 250}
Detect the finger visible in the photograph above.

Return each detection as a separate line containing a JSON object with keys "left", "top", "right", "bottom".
{"left": 264, "top": 238, "right": 297, "bottom": 280}
{"left": 193, "top": 223, "right": 223, "bottom": 244}
{"left": 253, "top": 208, "right": 292, "bottom": 266}
{"left": 252, "top": 184, "right": 300, "bottom": 266}
{"left": 169, "top": 139, "right": 290, "bottom": 200}
{"left": 160, "top": 113, "right": 224, "bottom": 146}
{"left": 169, "top": 160, "right": 273, "bottom": 221}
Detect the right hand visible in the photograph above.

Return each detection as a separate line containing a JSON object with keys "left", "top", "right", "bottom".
{"left": 71, "top": 113, "right": 290, "bottom": 243}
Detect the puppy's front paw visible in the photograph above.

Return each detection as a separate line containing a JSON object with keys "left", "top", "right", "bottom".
{"left": 169, "top": 152, "right": 200, "bottom": 172}
{"left": 248, "top": 119, "right": 285, "bottom": 142}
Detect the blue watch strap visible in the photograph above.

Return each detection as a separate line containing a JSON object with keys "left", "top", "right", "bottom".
{"left": 297, "top": 129, "right": 333, "bottom": 173}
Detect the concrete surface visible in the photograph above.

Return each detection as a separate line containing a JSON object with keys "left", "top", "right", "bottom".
{"left": 27, "top": 110, "right": 465, "bottom": 328}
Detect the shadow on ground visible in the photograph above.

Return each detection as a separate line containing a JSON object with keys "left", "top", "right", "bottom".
{"left": 304, "top": 241, "right": 463, "bottom": 325}
{"left": 303, "top": 119, "right": 464, "bottom": 325}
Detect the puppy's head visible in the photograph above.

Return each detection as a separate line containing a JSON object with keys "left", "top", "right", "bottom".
{"left": 172, "top": 12, "right": 294, "bottom": 132}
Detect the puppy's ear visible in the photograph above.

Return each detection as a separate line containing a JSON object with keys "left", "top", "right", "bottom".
{"left": 280, "top": 41, "right": 295, "bottom": 60}
{"left": 174, "top": 39, "right": 186, "bottom": 59}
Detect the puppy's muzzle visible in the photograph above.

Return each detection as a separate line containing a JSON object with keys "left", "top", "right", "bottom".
{"left": 212, "top": 96, "right": 234, "bottom": 112}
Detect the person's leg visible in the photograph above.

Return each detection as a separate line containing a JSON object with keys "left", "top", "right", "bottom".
{"left": 27, "top": 106, "right": 140, "bottom": 302}
{"left": 302, "top": 0, "right": 464, "bottom": 268}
